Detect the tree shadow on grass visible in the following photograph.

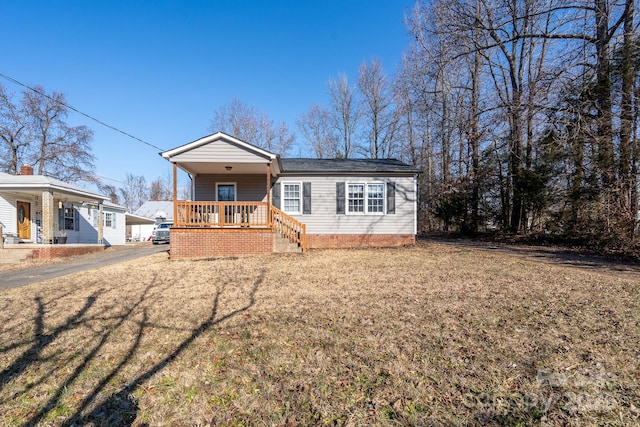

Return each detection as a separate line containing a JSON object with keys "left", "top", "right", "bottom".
{"left": 0, "top": 291, "right": 101, "bottom": 394}
{"left": 11, "top": 269, "right": 264, "bottom": 426}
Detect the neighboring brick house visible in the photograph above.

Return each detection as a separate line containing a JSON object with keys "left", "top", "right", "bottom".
{"left": 161, "top": 132, "right": 419, "bottom": 259}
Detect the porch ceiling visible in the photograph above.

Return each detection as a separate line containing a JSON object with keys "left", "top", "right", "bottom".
{"left": 178, "top": 162, "right": 276, "bottom": 176}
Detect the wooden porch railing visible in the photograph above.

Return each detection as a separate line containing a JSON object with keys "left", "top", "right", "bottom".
{"left": 175, "top": 201, "right": 270, "bottom": 228}
{"left": 174, "top": 201, "right": 307, "bottom": 251}
{"left": 270, "top": 206, "right": 307, "bottom": 252}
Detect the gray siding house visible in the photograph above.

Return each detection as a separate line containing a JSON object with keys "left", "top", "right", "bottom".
{"left": 161, "top": 132, "right": 418, "bottom": 259}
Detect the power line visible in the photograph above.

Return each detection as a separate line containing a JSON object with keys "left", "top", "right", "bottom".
{"left": 0, "top": 72, "right": 166, "bottom": 152}
{"left": 92, "top": 174, "right": 127, "bottom": 185}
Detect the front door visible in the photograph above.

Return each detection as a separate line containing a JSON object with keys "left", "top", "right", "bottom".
{"left": 17, "top": 201, "right": 31, "bottom": 240}
{"left": 217, "top": 183, "right": 236, "bottom": 224}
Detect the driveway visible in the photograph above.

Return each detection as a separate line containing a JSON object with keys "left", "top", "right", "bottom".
{"left": 0, "top": 244, "right": 169, "bottom": 289}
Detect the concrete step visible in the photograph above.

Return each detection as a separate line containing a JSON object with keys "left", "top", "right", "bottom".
{"left": 273, "top": 234, "right": 303, "bottom": 253}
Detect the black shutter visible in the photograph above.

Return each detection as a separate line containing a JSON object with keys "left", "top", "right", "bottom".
{"left": 74, "top": 208, "right": 80, "bottom": 231}
{"left": 272, "top": 182, "right": 281, "bottom": 209}
{"left": 336, "top": 182, "right": 345, "bottom": 214}
{"left": 58, "top": 207, "right": 64, "bottom": 230}
{"left": 387, "top": 181, "right": 396, "bottom": 214}
{"left": 303, "top": 182, "right": 311, "bottom": 214}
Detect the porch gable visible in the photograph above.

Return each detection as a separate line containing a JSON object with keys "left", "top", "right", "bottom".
{"left": 161, "top": 132, "right": 281, "bottom": 176}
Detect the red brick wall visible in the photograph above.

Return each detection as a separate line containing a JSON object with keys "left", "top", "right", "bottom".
{"left": 307, "top": 234, "right": 415, "bottom": 249}
{"left": 30, "top": 245, "right": 105, "bottom": 260}
{"left": 170, "top": 228, "right": 273, "bottom": 260}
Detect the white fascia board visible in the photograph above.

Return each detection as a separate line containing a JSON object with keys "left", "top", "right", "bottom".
{"left": 125, "top": 212, "right": 156, "bottom": 225}
{"left": 0, "top": 182, "right": 106, "bottom": 201}
{"left": 161, "top": 132, "right": 278, "bottom": 161}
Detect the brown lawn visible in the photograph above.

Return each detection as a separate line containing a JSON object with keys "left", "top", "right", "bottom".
{"left": 0, "top": 242, "right": 638, "bottom": 426}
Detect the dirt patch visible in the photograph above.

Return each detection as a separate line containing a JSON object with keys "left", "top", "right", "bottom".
{"left": 0, "top": 243, "right": 638, "bottom": 425}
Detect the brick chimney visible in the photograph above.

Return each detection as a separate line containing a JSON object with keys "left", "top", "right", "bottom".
{"left": 20, "top": 164, "right": 34, "bottom": 175}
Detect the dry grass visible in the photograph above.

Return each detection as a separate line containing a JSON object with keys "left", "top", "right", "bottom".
{"left": 0, "top": 242, "right": 638, "bottom": 426}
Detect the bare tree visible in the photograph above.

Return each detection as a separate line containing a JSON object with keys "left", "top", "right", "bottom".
{"left": 149, "top": 174, "right": 172, "bottom": 201}
{"left": 209, "top": 98, "right": 294, "bottom": 155}
{"left": 210, "top": 98, "right": 260, "bottom": 144}
{"left": 0, "top": 84, "right": 95, "bottom": 183}
{"left": 0, "top": 84, "right": 29, "bottom": 174}
{"left": 358, "top": 58, "right": 401, "bottom": 159}
{"left": 22, "top": 86, "right": 95, "bottom": 183}
{"left": 260, "top": 116, "right": 295, "bottom": 154}
{"left": 327, "top": 73, "right": 359, "bottom": 158}
{"left": 618, "top": 0, "right": 637, "bottom": 234}
{"left": 296, "top": 104, "right": 338, "bottom": 158}
{"left": 119, "top": 173, "right": 147, "bottom": 212}
{"left": 97, "top": 183, "right": 120, "bottom": 205}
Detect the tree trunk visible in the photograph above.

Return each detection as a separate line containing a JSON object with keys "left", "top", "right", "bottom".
{"left": 595, "top": 0, "right": 615, "bottom": 190}
{"left": 619, "top": 0, "right": 635, "bottom": 234}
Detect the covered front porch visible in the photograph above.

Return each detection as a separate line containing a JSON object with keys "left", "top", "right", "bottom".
{"left": 174, "top": 200, "right": 306, "bottom": 250}
{"left": 162, "top": 132, "right": 306, "bottom": 257}
{"left": 0, "top": 172, "right": 109, "bottom": 246}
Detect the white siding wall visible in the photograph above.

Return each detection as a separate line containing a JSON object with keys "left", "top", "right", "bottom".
{"left": 102, "top": 208, "right": 126, "bottom": 245}
{"left": 0, "top": 195, "right": 41, "bottom": 241}
{"left": 72, "top": 205, "right": 98, "bottom": 244}
{"left": 274, "top": 175, "right": 416, "bottom": 235}
{"left": 0, "top": 195, "right": 17, "bottom": 235}
{"left": 71, "top": 205, "right": 126, "bottom": 245}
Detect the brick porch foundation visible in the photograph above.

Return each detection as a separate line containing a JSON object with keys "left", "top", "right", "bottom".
{"left": 306, "top": 234, "right": 415, "bottom": 249}
{"left": 169, "top": 229, "right": 416, "bottom": 259}
{"left": 169, "top": 228, "right": 274, "bottom": 260}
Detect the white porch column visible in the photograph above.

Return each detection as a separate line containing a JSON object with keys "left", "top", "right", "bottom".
{"left": 266, "top": 163, "right": 271, "bottom": 225}
{"left": 173, "top": 162, "right": 178, "bottom": 223}
{"left": 41, "top": 190, "right": 54, "bottom": 244}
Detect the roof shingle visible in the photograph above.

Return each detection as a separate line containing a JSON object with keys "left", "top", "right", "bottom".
{"left": 280, "top": 158, "right": 418, "bottom": 174}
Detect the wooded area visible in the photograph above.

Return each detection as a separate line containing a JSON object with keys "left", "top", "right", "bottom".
{"left": 298, "top": 0, "right": 639, "bottom": 252}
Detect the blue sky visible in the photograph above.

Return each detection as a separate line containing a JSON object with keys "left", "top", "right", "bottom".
{"left": 2, "top": 1, "right": 415, "bottom": 193}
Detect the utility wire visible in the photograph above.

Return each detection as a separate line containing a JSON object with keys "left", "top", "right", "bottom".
{"left": 0, "top": 72, "right": 166, "bottom": 152}
{"left": 92, "top": 174, "right": 127, "bottom": 185}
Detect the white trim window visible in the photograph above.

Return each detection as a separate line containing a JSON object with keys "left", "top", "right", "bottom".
{"left": 282, "top": 182, "right": 301, "bottom": 214}
{"left": 367, "top": 183, "right": 385, "bottom": 213}
{"left": 347, "top": 184, "right": 365, "bottom": 213}
{"left": 347, "top": 182, "right": 385, "bottom": 214}
{"left": 105, "top": 212, "right": 114, "bottom": 228}
{"left": 63, "top": 207, "right": 75, "bottom": 230}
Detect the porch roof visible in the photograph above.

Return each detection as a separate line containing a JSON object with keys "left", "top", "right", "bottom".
{"left": 160, "top": 132, "right": 282, "bottom": 176}
{"left": 134, "top": 200, "right": 174, "bottom": 220}
{"left": 126, "top": 212, "right": 156, "bottom": 226}
{"left": 0, "top": 172, "right": 107, "bottom": 202}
